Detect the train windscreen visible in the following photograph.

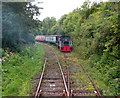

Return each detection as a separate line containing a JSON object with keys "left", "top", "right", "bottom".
{"left": 64, "top": 41, "right": 69, "bottom": 46}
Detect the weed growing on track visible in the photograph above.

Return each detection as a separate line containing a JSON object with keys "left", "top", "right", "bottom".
{"left": 2, "top": 44, "right": 45, "bottom": 96}
{"left": 48, "top": 44, "right": 114, "bottom": 95}
{"left": 39, "top": 43, "right": 119, "bottom": 95}
{"left": 78, "top": 59, "right": 113, "bottom": 95}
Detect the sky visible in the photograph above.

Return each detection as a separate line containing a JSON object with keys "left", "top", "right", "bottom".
{"left": 32, "top": 0, "right": 108, "bottom": 21}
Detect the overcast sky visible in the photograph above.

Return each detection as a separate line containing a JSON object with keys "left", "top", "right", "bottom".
{"left": 33, "top": 0, "right": 108, "bottom": 21}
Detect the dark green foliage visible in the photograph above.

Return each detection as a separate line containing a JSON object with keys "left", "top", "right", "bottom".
{"left": 2, "top": 1, "right": 119, "bottom": 96}
{"left": 40, "top": 1, "right": 119, "bottom": 95}
{"left": 2, "top": 2, "right": 41, "bottom": 51}
{"left": 38, "top": 17, "right": 57, "bottom": 35}
{"left": 73, "top": 2, "right": 119, "bottom": 95}
{"left": 38, "top": 15, "right": 67, "bottom": 36}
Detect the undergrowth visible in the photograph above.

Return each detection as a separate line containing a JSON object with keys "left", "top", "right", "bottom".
{"left": 50, "top": 44, "right": 119, "bottom": 96}
{"left": 74, "top": 52, "right": 119, "bottom": 96}
{"left": 2, "top": 44, "right": 45, "bottom": 96}
{"left": 38, "top": 43, "right": 119, "bottom": 96}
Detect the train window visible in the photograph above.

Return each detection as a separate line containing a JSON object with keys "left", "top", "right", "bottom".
{"left": 64, "top": 41, "right": 69, "bottom": 46}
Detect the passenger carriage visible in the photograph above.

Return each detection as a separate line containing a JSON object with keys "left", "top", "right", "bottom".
{"left": 35, "top": 35, "right": 73, "bottom": 52}
{"left": 35, "top": 35, "right": 46, "bottom": 42}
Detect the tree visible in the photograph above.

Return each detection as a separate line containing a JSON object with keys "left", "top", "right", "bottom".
{"left": 2, "top": 2, "right": 42, "bottom": 51}
{"left": 39, "top": 17, "right": 56, "bottom": 35}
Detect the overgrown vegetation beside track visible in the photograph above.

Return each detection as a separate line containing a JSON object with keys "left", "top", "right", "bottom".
{"left": 39, "top": 1, "right": 120, "bottom": 96}
{"left": 1, "top": 2, "right": 44, "bottom": 96}
{"left": 2, "top": 0, "right": 120, "bottom": 96}
{"left": 2, "top": 44, "right": 45, "bottom": 96}
{"left": 49, "top": 44, "right": 119, "bottom": 96}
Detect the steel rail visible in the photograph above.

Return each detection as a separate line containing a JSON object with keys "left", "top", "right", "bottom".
{"left": 79, "top": 62, "right": 102, "bottom": 97}
{"left": 55, "top": 53, "right": 69, "bottom": 97}
{"left": 39, "top": 43, "right": 69, "bottom": 97}
{"left": 64, "top": 53, "right": 70, "bottom": 96}
{"left": 35, "top": 58, "right": 47, "bottom": 98}
{"left": 67, "top": 66, "right": 70, "bottom": 95}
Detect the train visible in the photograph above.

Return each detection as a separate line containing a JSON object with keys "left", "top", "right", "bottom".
{"left": 35, "top": 35, "right": 73, "bottom": 52}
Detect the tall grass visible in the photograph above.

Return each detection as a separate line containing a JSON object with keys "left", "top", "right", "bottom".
{"left": 2, "top": 44, "right": 44, "bottom": 96}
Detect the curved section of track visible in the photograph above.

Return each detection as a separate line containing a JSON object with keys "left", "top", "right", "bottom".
{"left": 63, "top": 53, "right": 102, "bottom": 97}
{"left": 34, "top": 44, "right": 69, "bottom": 97}
{"left": 35, "top": 58, "right": 47, "bottom": 97}
{"left": 34, "top": 42, "right": 102, "bottom": 97}
{"left": 55, "top": 53, "right": 69, "bottom": 96}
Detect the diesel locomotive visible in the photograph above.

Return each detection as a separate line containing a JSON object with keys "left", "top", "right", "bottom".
{"left": 35, "top": 35, "right": 73, "bottom": 52}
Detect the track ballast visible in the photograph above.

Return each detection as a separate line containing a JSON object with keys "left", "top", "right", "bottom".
{"left": 34, "top": 43, "right": 68, "bottom": 97}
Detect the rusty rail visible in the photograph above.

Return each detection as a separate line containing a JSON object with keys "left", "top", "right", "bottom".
{"left": 64, "top": 53, "right": 101, "bottom": 97}
{"left": 55, "top": 53, "right": 69, "bottom": 97}
{"left": 64, "top": 53, "right": 70, "bottom": 96}
{"left": 67, "top": 66, "right": 70, "bottom": 95}
{"left": 36, "top": 42, "right": 101, "bottom": 97}
{"left": 35, "top": 58, "right": 47, "bottom": 97}
{"left": 79, "top": 62, "right": 102, "bottom": 97}
{"left": 38, "top": 43, "right": 69, "bottom": 97}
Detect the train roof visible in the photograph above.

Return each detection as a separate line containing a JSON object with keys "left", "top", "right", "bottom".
{"left": 36, "top": 35, "right": 61, "bottom": 37}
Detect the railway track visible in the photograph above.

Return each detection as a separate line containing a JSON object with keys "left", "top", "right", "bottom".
{"left": 63, "top": 53, "right": 102, "bottom": 97}
{"left": 34, "top": 43, "right": 102, "bottom": 97}
{"left": 34, "top": 44, "right": 69, "bottom": 97}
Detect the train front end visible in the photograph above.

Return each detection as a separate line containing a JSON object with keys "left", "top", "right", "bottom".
{"left": 59, "top": 36, "right": 73, "bottom": 52}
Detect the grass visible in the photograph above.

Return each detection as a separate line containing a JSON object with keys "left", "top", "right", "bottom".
{"left": 2, "top": 44, "right": 45, "bottom": 96}
{"left": 73, "top": 57, "right": 113, "bottom": 95}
